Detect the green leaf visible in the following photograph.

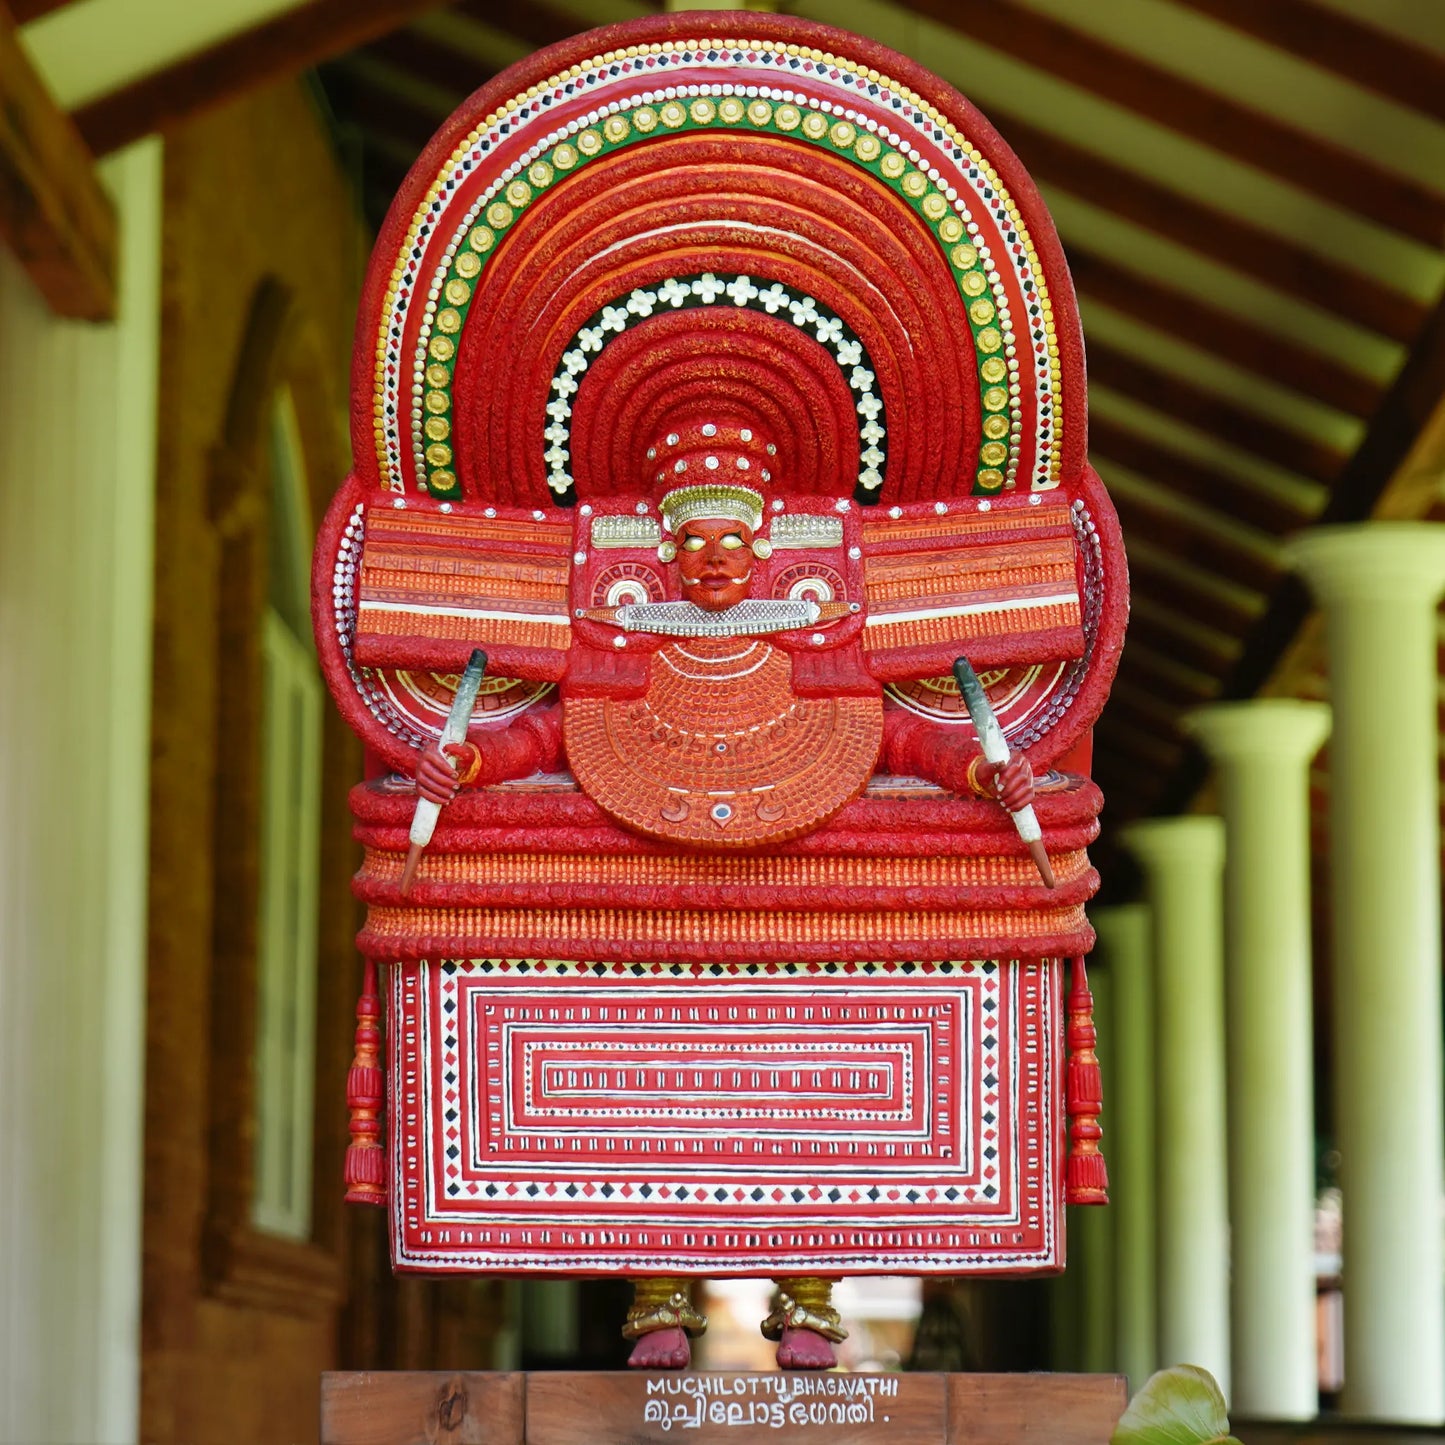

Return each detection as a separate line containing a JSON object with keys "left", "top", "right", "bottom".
{"left": 1111, "top": 1365, "right": 1241, "bottom": 1445}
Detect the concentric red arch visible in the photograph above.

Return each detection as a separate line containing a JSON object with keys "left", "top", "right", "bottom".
{"left": 349, "top": 12, "right": 1090, "bottom": 505}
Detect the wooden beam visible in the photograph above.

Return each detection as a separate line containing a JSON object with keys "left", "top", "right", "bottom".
{"left": 454, "top": 0, "right": 587, "bottom": 52}
{"left": 1127, "top": 550, "right": 1261, "bottom": 636}
{"left": 1156, "top": 291, "right": 1445, "bottom": 818}
{"left": 1093, "top": 738, "right": 1176, "bottom": 794}
{"left": 1090, "top": 416, "right": 1319, "bottom": 536}
{"left": 1094, "top": 716, "right": 1187, "bottom": 773}
{"left": 1171, "top": 0, "right": 1445, "bottom": 125}
{"left": 900, "top": 0, "right": 1445, "bottom": 247}
{"left": 1090, "top": 341, "right": 1346, "bottom": 484}
{"left": 1125, "top": 604, "right": 1240, "bottom": 676}
{"left": 324, "top": 63, "right": 454, "bottom": 155}
{"left": 1111, "top": 490, "right": 1281, "bottom": 596}
{"left": 0, "top": 2, "right": 116, "bottom": 319}
{"left": 357, "top": 25, "right": 495, "bottom": 102}
{"left": 1068, "top": 245, "right": 1379, "bottom": 420}
{"left": 73, "top": 0, "right": 451, "bottom": 157}
{"left": 1107, "top": 683, "right": 1188, "bottom": 737}
{"left": 1223, "top": 289, "right": 1445, "bottom": 702}
{"left": 990, "top": 107, "right": 1425, "bottom": 345}
{"left": 8, "top": 0, "right": 77, "bottom": 20}
{"left": 1115, "top": 645, "right": 1219, "bottom": 707}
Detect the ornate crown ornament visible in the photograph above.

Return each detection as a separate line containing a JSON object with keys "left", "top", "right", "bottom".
{"left": 659, "top": 482, "right": 765, "bottom": 535}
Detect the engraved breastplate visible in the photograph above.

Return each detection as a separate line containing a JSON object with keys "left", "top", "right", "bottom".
{"left": 564, "top": 638, "right": 883, "bottom": 848}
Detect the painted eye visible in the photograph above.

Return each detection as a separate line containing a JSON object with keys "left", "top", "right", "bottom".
{"left": 720, "top": 533, "right": 746, "bottom": 550}
{"left": 682, "top": 535, "right": 708, "bottom": 551}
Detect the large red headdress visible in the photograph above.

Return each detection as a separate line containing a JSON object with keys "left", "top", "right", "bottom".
{"left": 317, "top": 11, "right": 1125, "bottom": 775}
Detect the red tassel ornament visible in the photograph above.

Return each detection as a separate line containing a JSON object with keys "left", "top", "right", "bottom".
{"left": 1065, "top": 956, "right": 1109, "bottom": 1205}
{"left": 344, "top": 957, "right": 388, "bottom": 1206}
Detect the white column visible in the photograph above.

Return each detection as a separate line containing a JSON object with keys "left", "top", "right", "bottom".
{"left": 1287, "top": 524, "right": 1445, "bottom": 1424}
{"left": 0, "top": 139, "right": 161, "bottom": 1445}
{"left": 1185, "top": 701, "right": 1330, "bottom": 1419}
{"left": 1122, "top": 816, "right": 1230, "bottom": 1401}
{"left": 1091, "top": 904, "right": 1156, "bottom": 1395}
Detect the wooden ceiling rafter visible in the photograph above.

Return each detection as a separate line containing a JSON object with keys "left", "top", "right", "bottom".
{"left": 1108, "top": 682, "right": 1189, "bottom": 736}
{"left": 1068, "top": 245, "right": 1379, "bottom": 420}
{"left": 1110, "top": 492, "right": 1280, "bottom": 596}
{"left": 8, "top": 0, "right": 75, "bottom": 20}
{"left": 1089, "top": 341, "right": 1346, "bottom": 484}
{"left": 325, "top": 70, "right": 452, "bottom": 158}
{"left": 988, "top": 108, "right": 1425, "bottom": 344}
{"left": 1089, "top": 416, "right": 1318, "bottom": 536}
{"left": 1125, "top": 553, "right": 1262, "bottom": 637}
{"left": 1115, "top": 646, "right": 1220, "bottom": 706}
{"left": 453, "top": 0, "right": 589, "bottom": 53}
{"left": 1095, "top": 719, "right": 1187, "bottom": 774}
{"left": 897, "top": 0, "right": 1445, "bottom": 248}
{"left": 0, "top": 1, "right": 116, "bottom": 320}
{"left": 1155, "top": 288, "right": 1445, "bottom": 816}
{"left": 356, "top": 25, "right": 497, "bottom": 103}
{"left": 1125, "top": 605, "right": 1241, "bottom": 676}
{"left": 1170, "top": 0, "right": 1445, "bottom": 125}
{"left": 73, "top": 0, "right": 453, "bottom": 158}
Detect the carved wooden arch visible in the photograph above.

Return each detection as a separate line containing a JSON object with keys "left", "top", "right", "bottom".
{"left": 200, "top": 275, "right": 359, "bottom": 1316}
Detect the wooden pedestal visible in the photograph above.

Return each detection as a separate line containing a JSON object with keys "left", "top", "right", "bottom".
{"left": 320, "top": 1371, "right": 1127, "bottom": 1445}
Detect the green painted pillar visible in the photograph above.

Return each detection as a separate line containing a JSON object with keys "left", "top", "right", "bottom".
{"left": 1122, "top": 816, "right": 1230, "bottom": 1401}
{"left": 1092, "top": 904, "right": 1156, "bottom": 1395}
{"left": 1186, "top": 700, "right": 1330, "bottom": 1419}
{"left": 1288, "top": 524, "right": 1445, "bottom": 1424}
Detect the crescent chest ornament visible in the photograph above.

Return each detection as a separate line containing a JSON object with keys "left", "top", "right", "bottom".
{"left": 564, "top": 637, "right": 883, "bottom": 848}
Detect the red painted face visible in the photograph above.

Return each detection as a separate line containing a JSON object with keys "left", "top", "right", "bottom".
{"left": 675, "top": 517, "right": 755, "bottom": 612}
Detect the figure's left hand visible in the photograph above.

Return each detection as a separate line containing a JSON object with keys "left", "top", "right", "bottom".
{"left": 975, "top": 753, "right": 1034, "bottom": 813}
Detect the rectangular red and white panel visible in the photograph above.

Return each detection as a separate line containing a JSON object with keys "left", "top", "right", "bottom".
{"left": 388, "top": 959, "right": 1062, "bottom": 1275}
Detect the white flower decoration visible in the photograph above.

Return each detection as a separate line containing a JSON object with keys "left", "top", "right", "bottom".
{"left": 814, "top": 315, "right": 843, "bottom": 345}
{"left": 849, "top": 365, "right": 875, "bottom": 391}
{"left": 857, "top": 394, "right": 883, "bottom": 420}
{"left": 759, "top": 282, "right": 790, "bottom": 313}
{"left": 726, "top": 275, "right": 760, "bottom": 306}
{"left": 862, "top": 446, "right": 885, "bottom": 468}
{"left": 658, "top": 277, "right": 691, "bottom": 307}
{"left": 546, "top": 397, "right": 573, "bottom": 421}
{"left": 861, "top": 421, "right": 885, "bottom": 443}
{"left": 626, "top": 288, "right": 657, "bottom": 317}
{"left": 789, "top": 295, "right": 820, "bottom": 327}
{"left": 600, "top": 305, "right": 629, "bottom": 332}
{"left": 692, "top": 273, "right": 725, "bottom": 303}
{"left": 835, "top": 339, "right": 863, "bottom": 367}
{"left": 562, "top": 350, "right": 589, "bottom": 375}
{"left": 576, "top": 327, "right": 604, "bottom": 354}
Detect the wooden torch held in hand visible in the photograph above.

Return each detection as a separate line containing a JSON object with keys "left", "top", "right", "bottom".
{"left": 400, "top": 648, "right": 488, "bottom": 895}
{"left": 952, "top": 655, "right": 1055, "bottom": 888}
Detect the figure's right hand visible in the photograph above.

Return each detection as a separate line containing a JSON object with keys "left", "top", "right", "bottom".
{"left": 415, "top": 741, "right": 479, "bottom": 805}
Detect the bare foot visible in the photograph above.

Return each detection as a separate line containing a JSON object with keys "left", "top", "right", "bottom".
{"left": 627, "top": 1326, "right": 691, "bottom": 1369}
{"left": 776, "top": 1325, "right": 837, "bottom": 1370}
